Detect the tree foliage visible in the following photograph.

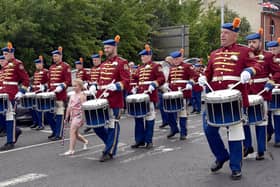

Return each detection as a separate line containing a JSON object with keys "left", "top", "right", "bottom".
{"left": 0, "top": 0, "right": 252, "bottom": 74}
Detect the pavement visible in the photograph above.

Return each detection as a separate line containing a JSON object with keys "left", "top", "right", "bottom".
{"left": 0, "top": 109, "right": 279, "bottom": 187}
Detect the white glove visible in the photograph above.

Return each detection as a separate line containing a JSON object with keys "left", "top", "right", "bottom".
{"left": 83, "top": 82, "right": 89, "bottom": 90}
{"left": 89, "top": 84, "right": 97, "bottom": 95}
{"left": 27, "top": 86, "right": 32, "bottom": 92}
{"left": 198, "top": 76, "right": 206, "bottom": 86}
{"left": 148, "top": 84, "right": 155, "bottom": 93}
{"left": 185, "top": 83, "right": 193, "bottom": 90}
{"left": 15, "top": 92, "right": 24, "bottom": 99}
{"left": 131, "top": 87, "right": 137, "bottom": 94}
{"left": 106, "top": 83, "right": 117, "bottom": 91}
{"left": 54, "top": 85, "right": 63, "bottom": 93}
{"left": 39, "top": 84, "right": 46, "bottom": 92}
{"left": 162, "top": 83, "right": 170, "bottom": 92}
{"left": 240, "top": 71, "right": 251, "bottom": 84}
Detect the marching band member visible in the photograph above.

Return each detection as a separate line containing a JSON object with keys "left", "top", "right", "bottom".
{"left": 191, "top": 62, "right": 204, "bottom": 114}
{"left": 90, "top": 35, "right": 129, "bottom": 162}
{"left": 163, "top": 49, "right": 198, "bottom": 140}
{"left": 0, "top": 55, "right": 7, "bottom": 137}
{"left": 83, "top": 51, "right": 103, "bottom": 134}
{"left": 46, "top": 47, "right": 72, "bottom": 141}
{"left": 158, "top": 56, "right": 172, "bottom": 129}
{"left": 267, "top": 38, "right": 280, "bottom": 147}
{"left": 130, "top": 44, "right": 165, "bottom": 149}
{"left": 243, "top": 29, "right": 280, "bottom": 160}
{"left": 29, "top": 56, "right": 49, "bottom": 130}
{"left": 0, "top": 42, "right": 29, "bottom": 151}
{"left": 198, "top": 18, "right": 263, "bottom": 180}
{"left": 75, "top": 57, "right": 90, "bottom": 83}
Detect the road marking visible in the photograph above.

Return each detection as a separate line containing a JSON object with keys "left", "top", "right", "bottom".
{"left": 0, "top": 173, "right": 47, "bottom": 187}
{"left": 120, "top": 146, "right": 181, "bottom": 164}
{"left": 0, "top": 133, "right": 96, "bottom": 155}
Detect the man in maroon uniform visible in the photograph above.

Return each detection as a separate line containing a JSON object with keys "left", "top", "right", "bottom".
{"left": 243, "top": 29, "right": 280, "bottom": 160}
{"left": 199, "top": 18, "right": 263, "bottom": 180}
{"left": 46, "top": 47, "right": 71, "bottom": 141}
{"left": 75, "top": 57, "right": 90, "bottom": 82}
{"left": 163, "top": 49, "right": 198, "bottom": 140}
{"left": 29, "top": 56, "right": 49, "bottom": 130}
{"left": 0, "top": 42, "right": 29, "bottom": 151}
{"left": 130, "top": 44, "right": 165, "bottom": 149}
{"left": 89, "top": 35, "right": 129, "bottom": 162}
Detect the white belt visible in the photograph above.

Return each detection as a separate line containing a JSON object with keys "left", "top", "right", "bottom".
{"left": 3, "top": 81, "right": 18, "bottom": 85}
{"left": 139, "top": 81, "right": 153, "bottom": 85}
{"left": 212, "top": 76, "right": 240, "bottom": 82}
{"left": 171, "top": 80, "right": 188, "bottom": 84}
{"left": 250, "top": 78, "right": 269, "bottom": 83}
{"left": 50, "top": 83, "right": 62, "bottom": 86}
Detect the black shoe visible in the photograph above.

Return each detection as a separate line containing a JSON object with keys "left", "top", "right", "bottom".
{"left": 274, "top": 142, "right": 280, "bottom": 147}
{"left": 167, "top": 132, "right": 177, "bottom": 139}
{"left": 30, "top": 124, "right": 38, "bottom": 129}
{"left": 99, "top": 153, "right": 113, "bottom": 162}
{"left": 243, "top": 147, "right": 254, "bottom": 157}
{"left": 83, "top": 127, "right": 92, "bottom": 134}
{"left": 131, "top": 142, "right": 145, "bottom": 149}
{"left": 210, "top": 160, "right": 227, "bottom": 172}
{"left": 231, "top": 171, "right": 242, "bottom": 180}
{"left": 0, "top": 143, "right": 15, "bottom": 151}
{"left": 159, "top": 123, "right": 168, "bottom": 129}
{"left": 14, "top": 129, "right": 22, "bottom": 143}
{"left": 190, "top": 109, "right": 197, "bottom": 114}
{"left": 48, "top": 134, "right": 55, "bottom": 139}
{"left": 267, "top": 133, "right": 273, "bottom": 142}
{"left": 50, "top": 136, "right": 62, "bottom": 141}
{"left": 145, "top": 143, "right": 153, "bottom": 149}
{"left": 0, "top": 131, "right": 6, "bottom": 137}
{"left": 256, "top": 152, "right": 265, "bottom": 161}
{"left": 195, "top": 111, "right": 201, "bottom": 114}
{"left": 180, "top": 135, "right": 187, "bottom": 140}
{"left": 36, "top": 126, "right": 45, "bottom": 131}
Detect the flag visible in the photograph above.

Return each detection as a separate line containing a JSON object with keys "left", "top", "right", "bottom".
{"left": 260, "top": 2, "right": 279, "bottom": 10}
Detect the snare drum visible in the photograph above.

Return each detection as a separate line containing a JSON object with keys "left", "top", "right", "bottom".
{"left": 269, "top": 88, "right": 280, "bottom": 111}
{"left": 163, "top": 91, "right": 184, "bottom": 112}
{"left": 205, "top": 89, "right": 242, "bottom": 127}
{"left": 21, "top": 92, "right": 36, "bottom": 109}
{"left": 82, "top": 99, "right": 109, "bottom": 128}
{"left": 36, "top": 92, "right": 56, "bottom": 112}
{"left": 126, "top": 94, "right": 150, "bottom": 118}
{"left": 0, "top": 93, "right": 8, "bottom": 113}
{"left": 247, "top": 95, "right": 264, "bottom": 125}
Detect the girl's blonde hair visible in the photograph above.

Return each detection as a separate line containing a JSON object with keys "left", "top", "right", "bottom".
{"left": 73, "top": 78, "right": 84, "bottom": 90}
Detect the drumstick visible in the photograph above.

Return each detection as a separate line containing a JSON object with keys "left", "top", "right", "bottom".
{"left": 228, "top": 81, "right": 241, "bottom": 90}
{"left": 257, "top": 89, "right": 267, "bottom": 96}
{"left": 98, "top": 79, "right": 116, "bottom": 99}
{"left": 205, "top": 81, "right": 214, "bottom": 92}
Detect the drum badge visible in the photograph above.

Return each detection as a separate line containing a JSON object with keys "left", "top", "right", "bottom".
{"left": 145, "top": 64, "right": 151, "bottom": 69}
{"left": 112, "top": 61, "right": 118, "bottom": 66}
{"left": 258, "top": 54, "right": 264, "bottom": 60}
{"left": 230, "top": 55, "right": 238, "bottom": 61}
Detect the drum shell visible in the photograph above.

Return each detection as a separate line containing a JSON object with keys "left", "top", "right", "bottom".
{"left": 82, "top": 99, "right": 109, "bottom": 128}
{"left": 126, "top": 94, "right": 150, "bottom": 118}
{"left": 36, "top": 93, "right": 56, "bottom": 112}
{"left": 0, "top": 93, "right": 8, "bottom": 113}
{"left": 247, "top": 95, "right": 264, "bottom": 125}
{"left": 163, "top": 91, "right": 184, "bottom": 112}
{"left": 21, "top": 93, "right": 36, "bottom": 109}
{"left": 205, "top": 89, "right": 243, "bottom": 127}
{"left": 269, "top": 89, "right": 280, "bottom": 111}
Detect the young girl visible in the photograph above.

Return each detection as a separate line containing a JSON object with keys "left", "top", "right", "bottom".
{"left": 63, "top": 79, "right": 88, "bottom": 155}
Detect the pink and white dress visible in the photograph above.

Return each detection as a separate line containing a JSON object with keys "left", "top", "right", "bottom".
{"left": 69, "top": 93, "right": 84, "bottom": 127}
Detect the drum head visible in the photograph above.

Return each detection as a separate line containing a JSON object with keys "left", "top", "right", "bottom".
{"left": 272, "top": 88, "right": 280, "bottom": 94}
{"left": 82, "top": 99, "right": 108, "bottom": 110}
{"left": 163, "top": 91, "right": 183, "bottom": 99}
{"left": 67, "top": 91, "right": 75, "bottom": 97}
{"left": 206, "top": 89, "right": 241, "bottom": 103}
{"left": 37, "top": 92, "right": 55, "bottom": 98}
{"left": 25, "top": 92, "right": 36, "bottom": 97}
{"left": 0, "top": 93, "right": 8, "bottom": 98}
{"left": 248, "top": 95, "right": 263, "bottom": 106}
{"left": 126, "top": 94, "right": 150, "bottom": 102}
